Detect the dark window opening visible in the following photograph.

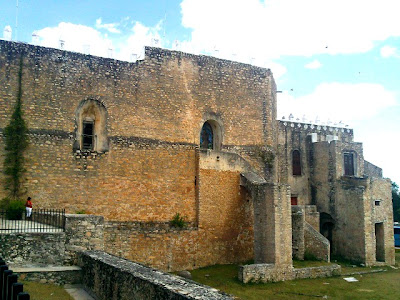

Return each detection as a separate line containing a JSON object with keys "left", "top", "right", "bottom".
{"left": 292, "top": 150, "right": 301, "bottom": 176}
{"left": 200, "top": 122, "right": 213, "bottom": 150}
{"left": 291, "top": 196, "right": 298, "bottom": 205}
{"left": 344, "top": 152, "right": 355, "bottom": 176}
{"left": 82, "top": 121, "right": 94, "bottom": 150}
{"left": 375, "top": 200, "right": 381, "bottom": 206}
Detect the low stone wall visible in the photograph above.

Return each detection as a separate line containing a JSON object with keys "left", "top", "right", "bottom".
{"left": 239, "top": 263, "right": 341, "bottom": 283}
{"left": 304, "top": 223, "right": 330, "bottom": 262}
{"left": 293, "top": 264, "right": 341, "bottom": 280}
{"left": 238, "top": 263, "right": 293, "bottom": 283}
{"left": 79, "top": 250, "right": 233, "bottom": 300}
{"left": 0, "top": 232, "right": 66, "bottom": 266}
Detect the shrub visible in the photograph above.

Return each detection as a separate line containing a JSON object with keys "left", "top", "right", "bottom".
{"left": 0, "top": 197, "right": 11, "bottom": 210}
{"left": 170, "top": 213, "right": 187, "bottom": 228}
{"left": 5, "top": 200, "right": 25, "bottom": 220}
{"left": 75, "top": 210, "right": 86, "bottom": 214}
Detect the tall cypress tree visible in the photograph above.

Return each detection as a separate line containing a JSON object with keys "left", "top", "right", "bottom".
{"left": 3, "top": 56, "right": 28, "bottom": 199}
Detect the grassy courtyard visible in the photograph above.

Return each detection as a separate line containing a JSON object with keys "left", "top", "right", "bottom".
{"left": 190, "top": 250, "right": 400, "bottom": 299}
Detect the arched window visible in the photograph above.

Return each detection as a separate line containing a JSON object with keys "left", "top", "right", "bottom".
{"left": 292, "top": 150, "right": 301, "bottom": 176}
{"left": 74, "top": 99, "right": 108, "bottom": 153}
{"left": 200, "top": 120, "right": 222, "bottom": 151}
{"left": 200, "top": 122, "right": 214, "bottom": 150}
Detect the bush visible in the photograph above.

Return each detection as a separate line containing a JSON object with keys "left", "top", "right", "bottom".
{"left": 0, "top": 197, "right": 11, "bottom": 210}
{"left": 170, "top": 213, "right": 187, "bottom": 228}
{"left": 5, "top": 200, "right": 25, "bottom": 220}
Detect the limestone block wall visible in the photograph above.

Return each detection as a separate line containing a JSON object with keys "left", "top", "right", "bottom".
{"left": 0, "top": 232, "right": 66, "bottom": 266}
{"left": 0, "top": 39, "right": 273, "bottom": 220}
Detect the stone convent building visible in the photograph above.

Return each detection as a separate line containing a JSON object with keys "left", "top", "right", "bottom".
{"left": 0, "top": 40, "right": 394, "bottom": 281}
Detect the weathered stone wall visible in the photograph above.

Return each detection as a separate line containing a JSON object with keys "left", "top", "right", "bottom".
{"left": 64, "top": 214, "right": 104, "bottom": 265}
{"left": 277, "top": 120, "right": 354, "bottom": 205}
{"left": 0, "top": 214, "right": 105, "bottom": 266}
{"left": 364, "top": 160, "right": 383, "bottom": 178}
{"left": 0, "top": 40, "right": 273, "bottom": 217}
{"left": 103, "top": 151, "right": 255, "bottom": 271}
{"left": 365, "top": 177, "right": 395, "bottom": 265}
{"left": 0, "top": 232, "right": 66, "bottom": 266}
{"left": 291, "top": 207, "right": 305, "bottom": 260}
{"left": 238, "top": 263, "right": 341, "bottom": 283}
{"left": 304, "top": 223, "right": 330, "bottom": 262}
{"left": 293, "top": 264, "right": 341, "bottom": 280}
{"left": 79, "top": 251, "right": 234, "bottom": 300}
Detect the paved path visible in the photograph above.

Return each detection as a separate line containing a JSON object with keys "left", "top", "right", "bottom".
{"left": 64, "top": 285, "right": 96, "bottom": 300}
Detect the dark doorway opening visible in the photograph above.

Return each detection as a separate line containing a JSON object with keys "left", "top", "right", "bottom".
{"left": 375, "top": 223, "right": 385, "bottom": 262}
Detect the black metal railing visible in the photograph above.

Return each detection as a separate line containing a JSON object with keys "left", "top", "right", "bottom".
{"left": 0, "top": 209, "right": 65, "bottom": 233}
{"left": 0, "top": 257, "right": 30, "bottom": 300}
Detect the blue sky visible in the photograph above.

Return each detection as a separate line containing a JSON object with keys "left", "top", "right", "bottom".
{"left": 1, "top": 0, "right": 400, "bottom": 184}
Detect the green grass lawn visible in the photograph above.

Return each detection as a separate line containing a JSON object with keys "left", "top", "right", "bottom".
{"left": 191, "top": 251, "right": 400, "bottom": 299}
{"left": 21, "top": 281, "right": 73, "bottom": 300}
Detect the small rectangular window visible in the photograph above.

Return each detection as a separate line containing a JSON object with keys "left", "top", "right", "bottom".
{"left": 374, "top": 200, "right": 381, "bottom": 206}
{"left": 82, "top": 121, "right": 94, "bottom": 150}
{"left": 344, "top": 152, "right": 355, "bottom": 176}
{"left": 291, "top": 196, "right": 298, "bottom": 205}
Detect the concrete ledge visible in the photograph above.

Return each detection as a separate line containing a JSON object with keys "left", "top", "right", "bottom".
{"left": 80, "top": 250, "right": 233, "bottom": 300}
{"left": 12, "top": 266, "right": 82, "bottom": 285}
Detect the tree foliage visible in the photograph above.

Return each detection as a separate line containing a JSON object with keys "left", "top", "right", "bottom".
{"left": 392, "top": 182, "right": 400, "bottom": 222}
{"left": 3, "top": 56, "right": 28, "bottom": 199}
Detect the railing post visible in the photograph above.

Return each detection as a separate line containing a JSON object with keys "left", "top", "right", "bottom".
{"left": 2, "top": 270, "right": 12, "bottom": 300}
{"left": 16, "top": 293, "right": 29, "bottom": 300}
{"left": 0, "top": 265, "right": 9, "bottom": 299}
{"left": 11, "top": 283, "right": 23, "bottom": 300}
{"left": 6, "top": 275, "right": 18, "bottom": 300}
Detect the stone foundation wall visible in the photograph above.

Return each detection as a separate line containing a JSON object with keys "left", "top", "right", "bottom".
{"left": 0, "top": 232, "right": 65, "bottom": 266}
{"left": 79, "top": 250, "right": 233, "bottom": 300}
{"left": 0, "top": 214, "right": 105, "bottom": 266}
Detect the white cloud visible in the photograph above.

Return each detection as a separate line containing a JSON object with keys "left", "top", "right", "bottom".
{"left": 117, "top": 21, "right": 164, "bottom": 61}
{"left": 35, "top": 22, "right": 113, "bottom": 57}
{"left": 180, "top": 0, "right": 400, "bottom": 60}
{"left": 278, "top": 82, "right": 397, "bottom": 124}
{"left": 380, "top": 45, "right": 399, "bottom": 58}
{"left": 95, "top": 18, "right": 121, "bottom": 34}
{"left": 33, "top": 21, "right": 164, "bottom": 61}
{"left": 305, "top": 60, "right": 322, "bottom": 69}
{"left": 2, "top": 25, "right": 12, "bottom": 40}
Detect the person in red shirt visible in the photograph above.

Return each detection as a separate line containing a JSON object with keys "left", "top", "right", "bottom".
{"left": 25, "top": 197, "right": 32, "bottom": 219}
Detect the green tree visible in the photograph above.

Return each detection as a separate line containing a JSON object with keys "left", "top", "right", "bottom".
{"left": 392, "top": 182, "right": 400, "bottom": 222}
{"left": 3, "top": 56, "right": 28, "bottom": 199}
